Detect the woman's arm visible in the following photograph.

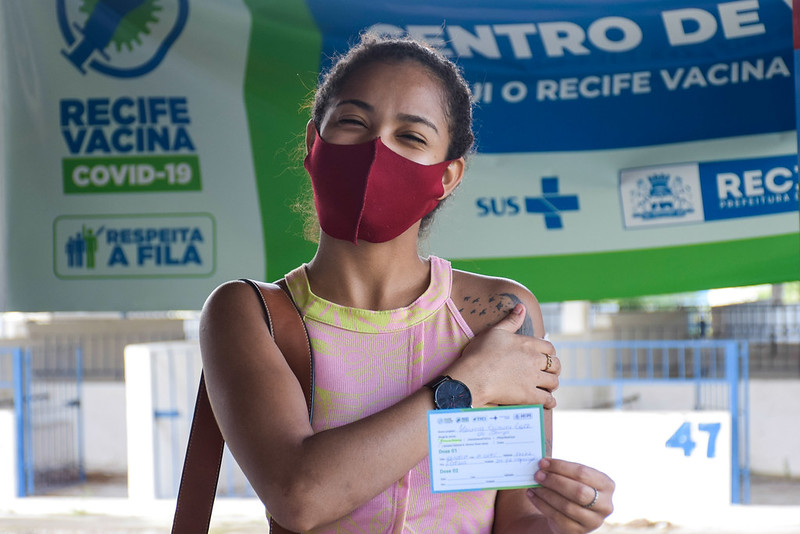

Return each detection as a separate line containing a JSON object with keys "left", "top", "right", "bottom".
{"left": 200, "top": 280, "right": 553, "bottom": 532}
{"left": 450, "top": 272, "right": 556, "bottom": 532}
{"left": 449, "top": 272, "right": 559, "bottom": 410}
{"left": 494, "top": 489, "right": 551, "bottom": 534}
{"left": 458, "top": 276, "right": 615, "bottom": 534}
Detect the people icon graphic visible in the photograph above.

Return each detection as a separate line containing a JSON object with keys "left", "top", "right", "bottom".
{"left": 65, "top": 225, "right": 103, "bottom": 269}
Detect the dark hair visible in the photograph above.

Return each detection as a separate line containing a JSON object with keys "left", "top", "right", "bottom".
{"left": 304, "top": 33, "right": 474, "bottom": 239}
{"left": 313, "top": 33, "right": 474, "bottom": 161}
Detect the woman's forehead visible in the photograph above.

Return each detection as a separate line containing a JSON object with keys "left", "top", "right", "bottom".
{"left": 331, "top": 61, "right": 448, "bottom": 121}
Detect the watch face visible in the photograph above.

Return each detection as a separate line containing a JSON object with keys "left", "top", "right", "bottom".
{"left": 434, "top": 379, "right": 472, "bottom": 409}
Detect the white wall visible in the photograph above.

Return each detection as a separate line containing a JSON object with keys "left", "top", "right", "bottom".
{"left": 83, "top": 382, "right": 127, "bottom": 474}
{"left": 749, "top": 379, "right": 800, "bottom": 478}
{"left": 125, "top": 341, "right": 206, "bottom": 500}
{"left": 556, "top": 379, "right": 800, "bottom": 478}
{"left": 555, "top": 410, "right": 732, "bottom": 523}
{"left": 0, "top": 410, "right": 17, "bottom": 500}
{"left": 556, "top": 383, "right": 699, "bottom": 411}
{"left": 124, "top": 343, "right": 157, "bottom": 501}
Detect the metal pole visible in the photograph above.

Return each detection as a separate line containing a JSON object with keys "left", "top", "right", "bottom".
{"left": 76, "top": 346, "right": 86, "bottom": 483}
{"left": 12, "top": 348, "right": 25, "bottom": 497}
{"left": 23, "top": 349, "right": 34, "bottom": 495}
{"left": 726, "top": 340, "right": 740, "bottom": 504}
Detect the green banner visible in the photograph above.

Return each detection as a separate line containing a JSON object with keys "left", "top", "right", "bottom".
{"left": 0, "top": 2, "right": 797, "bottom": 311}
{"left": 243, "top": 0, "right": 320, "bottom": 280}
{"left": 452, "top": 233, "right": 800, "bottom": 302}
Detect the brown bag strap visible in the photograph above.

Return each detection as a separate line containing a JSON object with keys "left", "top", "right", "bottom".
{"left": 171, "top": 279, "right": 313, "bottom": 534}
{"left": 171, "top": 375, "right": 224, "bottom": 533}
{"left": 249, "top": 279, "right": 314, "bottom": 419}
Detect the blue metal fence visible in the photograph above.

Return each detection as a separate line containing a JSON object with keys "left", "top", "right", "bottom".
{"left": 557, "top": 339, "right": 749, "bottom": 504}
{"left": 146, "top": 339, "right": 750, "bottom": 503}
{"left": 0, "top": 346, "right": 85, "bottom": 496}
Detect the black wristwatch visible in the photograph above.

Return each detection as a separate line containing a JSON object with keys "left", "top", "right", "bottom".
{"left": 425, "top": 375, "right": 472, "bottom": 409}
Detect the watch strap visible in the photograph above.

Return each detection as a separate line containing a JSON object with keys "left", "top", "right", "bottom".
{"left": 425, "top": 375, "right": 452, "bottom": 390}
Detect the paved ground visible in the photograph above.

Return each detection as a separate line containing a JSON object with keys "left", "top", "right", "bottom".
{"left": 1, "top": 474, "right": 798, "bottom": 533}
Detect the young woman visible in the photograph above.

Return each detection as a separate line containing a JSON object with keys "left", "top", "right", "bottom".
{"left": 200, "top": 34, "right": 615, "bottom": 533}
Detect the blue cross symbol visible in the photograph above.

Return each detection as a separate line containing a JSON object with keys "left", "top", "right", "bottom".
{"left": 524, "top": 177, "right": 580, "bottom": 230}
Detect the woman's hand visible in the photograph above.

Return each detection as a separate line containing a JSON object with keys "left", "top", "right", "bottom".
{"left": 449, "top": 303, "right": 560, "bottom": 409}
{"left": 526, "top": 458, "right": 615, "bottom": 534}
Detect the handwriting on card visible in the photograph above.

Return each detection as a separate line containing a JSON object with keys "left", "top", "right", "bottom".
{"left": 428, "top": 405, "right": 545, "bottom": 492}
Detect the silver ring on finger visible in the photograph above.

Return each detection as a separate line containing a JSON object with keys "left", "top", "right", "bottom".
{"left": 583, "top": 487, "right": 599, "bottom": 509}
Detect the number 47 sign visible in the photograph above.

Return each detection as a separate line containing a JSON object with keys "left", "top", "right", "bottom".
{"left": 553, "top": 412, "right": 732, "bottom": 515}
{"left": 666, "top": 422, "right": 722, "bottom": 458}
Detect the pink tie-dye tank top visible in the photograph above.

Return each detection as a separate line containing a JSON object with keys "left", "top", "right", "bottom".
{"left": 284, "top": 255, "right": 496, "bottom": 533}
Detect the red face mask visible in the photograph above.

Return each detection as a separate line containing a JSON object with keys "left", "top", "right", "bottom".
{"left": 304, "top": 131, "right": 454, "bottom": 244}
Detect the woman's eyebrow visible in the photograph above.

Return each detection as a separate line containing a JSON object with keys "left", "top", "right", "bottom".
{"left": 335, "top": 100, "right": 439, "bottom": 134}
{"left": 397, "top": 113, "right": 439, "bottom": 134}
{"left": 335, "top": 98, "right": 373, "bottom": 111}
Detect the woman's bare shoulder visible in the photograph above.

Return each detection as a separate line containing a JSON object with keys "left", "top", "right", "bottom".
{"left": 198, "top": 279, "right": 278, "bottom": 366}
{"left": 201, "top": 280, "right": 263, "bottom": 325}
{"left": 451, "top": 269, "right": 544, "bottom": 337}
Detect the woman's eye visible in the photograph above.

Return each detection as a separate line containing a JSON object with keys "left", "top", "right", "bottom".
{"left": 401, "top": 133, "right": 426, "bottom": 145}
{"left": 338, "top": 118, "right": 365, "bottom": 126}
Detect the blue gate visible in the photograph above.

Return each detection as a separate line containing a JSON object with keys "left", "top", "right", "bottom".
{"left": 144, "top": 339, "right": 749, "bottom": 503}
{"left": 557, "top": 339, "right": 749, "bottom": 504}
{"left": 0, "top": 346, "right": 85, "bottom": 496}
{"left": 147, "top": 342, "right": 257, "bottom": 499}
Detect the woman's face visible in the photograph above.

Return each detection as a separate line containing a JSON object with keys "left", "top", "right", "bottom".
{"left": 317, "top": 60, "right": 451, "bottom": 165}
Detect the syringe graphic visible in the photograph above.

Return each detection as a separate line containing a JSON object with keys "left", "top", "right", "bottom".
{"left": 61, "top": 0, "right": 148, "bottom": 74}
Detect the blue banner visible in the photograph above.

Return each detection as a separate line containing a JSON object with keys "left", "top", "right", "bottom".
{"left": 701, "top": 154, "right": 799, "bottom": 221}
{"left": 307, "top": 0, "right": 794, "bottom": 152}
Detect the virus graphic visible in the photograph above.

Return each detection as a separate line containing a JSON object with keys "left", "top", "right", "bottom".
{"left": 79, "top": 0, "right": 162, "bottom": 52}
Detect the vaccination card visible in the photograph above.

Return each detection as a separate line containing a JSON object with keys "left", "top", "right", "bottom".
{"left": 427, "top": 405, "right": 545, "bottom": 492}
